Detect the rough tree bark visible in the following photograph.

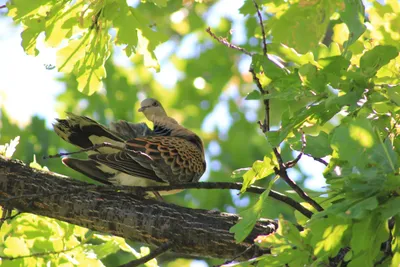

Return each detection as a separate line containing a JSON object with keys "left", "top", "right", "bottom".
{"left": 0, "top": 157, "right": 277, "bottom": 260}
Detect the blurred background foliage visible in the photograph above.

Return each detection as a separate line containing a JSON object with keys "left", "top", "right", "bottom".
{"left": 0, "top": 0, "right": 400, "bottom": 266}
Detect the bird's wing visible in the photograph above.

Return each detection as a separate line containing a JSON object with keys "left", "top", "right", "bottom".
{"left": 89, "top": 150, "right": 164, "bottom": 183}
{"left": 89, "top": 136, "right": 205, "bottom": 184}
{"left": 110, "top": 121, "right": 154, "bottom": 139}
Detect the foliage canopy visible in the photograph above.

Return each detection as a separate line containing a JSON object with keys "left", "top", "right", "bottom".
{"left": 1, "top": 0, "right": 400, "bottom": 266}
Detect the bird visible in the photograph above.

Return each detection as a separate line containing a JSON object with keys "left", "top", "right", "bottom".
{"left": 52, "top": 98, "right": 206, "bottom": 197}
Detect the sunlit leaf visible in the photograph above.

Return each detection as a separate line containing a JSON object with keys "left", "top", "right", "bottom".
{"left": 0, "top": 136, "right": 20, "bottom": 158}
{"left": 340, "top": 0, "right": 366, "bottom": 50}
{"left": 230, "top": 177, "right": 278, "bottom": 243}
{"left": 360, "top": 45, "right": 398, "bottom": 77}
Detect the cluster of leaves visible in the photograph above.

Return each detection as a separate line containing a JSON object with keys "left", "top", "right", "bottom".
{"left": 7, "top": 0, "right": 169, "bottom": 95}
{"left": 1, "top": 0, "right": 400, "bottom": 266}
{"left": 229, "top": 0, "right": 400, "bottom": 266}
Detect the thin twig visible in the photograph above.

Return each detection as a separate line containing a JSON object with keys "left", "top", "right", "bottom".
{"left": 120, "top": 242, "right": 173, "bottom": 267}
{"left": 206, "top": 27, "right": 253, "bottom": 56}
{"left": 286, "top": 130, "right": 306, "bottom": 168}
{"left": 328, "top": 247, "right": 350, "bottom": 267}
{"left": 99, "top": 182, "right": 314, "bottom": 218}
{"left": 43, "top": 142, "right": 124, "bottom": 159}
{"left": 304, "top": 153, "right": 328, "bottom": 166}
{"left": 0, "top": 4, "right": 6, "bottom": 9}
{"left": 252, "top": 0, "right": 267, "bottom": 56}
{"left": 275, "top": 167, "right": 323, "bottom": 212}
{"left": 0, "top": 209, "right": 20, "bottom": 223}
{"left": 220, "top": 244, "right": 256, "bottom": 266}
{"left": 250, "top": 0, "right": 270, "bottom": 133}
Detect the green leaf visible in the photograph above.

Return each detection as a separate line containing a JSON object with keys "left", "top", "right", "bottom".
{"left": 330, "top": 118, "right": 376, "bottom": 168}
{"left": 231, "top": 168, "right": 251, "bottom": 179}
{"left": 251, "top": 54, "right": 286, "bottom": 82}
{"left": 29, "top": 155, "right": 49, "bottom": 171}
{"left": 230, "top": 177, "right": 277, "bottom": 243}
{"left": 112, "top": 3, "right": 139, "bottom": 48}
{"left": 266, "top": 104, "right": 326, "bottom": 147}
{"left": 309, "top": 216, "right": 350, "bottom": 259}
{"left": 380, "top": 198, "right": 400, "bottom": 220}
{"left": 269, "top": 0, "right": 335, "bottom": 53}
{"left": 3, "top": 237, "right": 30, "bottom": 257}
{"left": 345, "top": 196, "right": 378, "bottom": 219}
{"left": 289, "top": 132, "right": 333, "bottom": 158}
{"left": 350, "top": 214, "right": 388, "bottom": 266}
{"left": 391, "top": 215, "right": 400, "bottom": 267}
{"left": 148, "top": 0, "right": 168, "bottom": 7}
{"left": 89, "top": 240, "right": 123, "bottom": 260}
{"left": 240, "top": 143, "right": 277, "bottom": 192}
{"left": 340, "top": 0, "right": 366, "bottom": 50}
{"left": 245, "top": 90, "right": 261, "bottom": 100}
{"left": 387, "top": 85, "right": 400, "bottom": 106}
{"left": 360, "top": 45, "right": 398, "bottom": 77}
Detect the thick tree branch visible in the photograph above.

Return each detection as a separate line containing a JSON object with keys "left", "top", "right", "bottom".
{"left": 0, "top": 157, "right": 277, "bottom": 260}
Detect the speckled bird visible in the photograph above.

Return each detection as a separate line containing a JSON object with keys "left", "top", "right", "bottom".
{"left": 53, "top": 98, "right": 206, "bottom": 195}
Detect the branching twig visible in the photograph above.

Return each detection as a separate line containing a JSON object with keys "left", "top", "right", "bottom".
{"left": 304, "top": 153, "right": 329, "bottom": 166}
{"left": 286, "top": 130, "right": 306, "bottom": 168}
{"left": 252, "top": 0, "right": 267, "bottom": 56}
{"left": 120, "top": 242, "right": 173, "bottom": 267}
{"left": 205, "top": 27, "right": 253, "bottom": 56}
{"left": 329, "top": 247, "right": 350, "bottom": 267}
{"left": 274, "top": 167, "right": 323, "bottom": 212}
{"left": 221, "top": 244, "right": 256, "bottom": 266}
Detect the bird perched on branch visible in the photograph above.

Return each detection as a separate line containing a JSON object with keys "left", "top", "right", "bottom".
{"left": 52, "top": 98, "right": 206, "bottom": 197}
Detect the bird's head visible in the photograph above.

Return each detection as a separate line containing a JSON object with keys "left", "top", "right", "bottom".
{"left": 138, "top": 98, "right": 167, "bottom": 121}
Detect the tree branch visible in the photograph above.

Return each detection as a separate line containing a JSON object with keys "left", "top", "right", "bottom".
{"left": 101, "top": 182, "right": 314, "bottom": 218}
{"left": 252, "top": 0, "right": 267, "bottom": 56}
{"left": 274, "top": 167, "right": 324, "bottom": 212}
{"left": 205, "top": 27, "right": 253, "bottom": 56}
{"left": 0, "top": 157, "right": 277, "bottom": 260}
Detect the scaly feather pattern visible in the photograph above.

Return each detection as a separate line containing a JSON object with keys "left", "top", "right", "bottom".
{"left": 53, "top": 98, "right": 206, "bottom": 195}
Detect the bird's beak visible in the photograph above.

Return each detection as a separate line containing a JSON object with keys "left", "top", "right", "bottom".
{"left": 138, "top": 107, "right": 145, "bottom": 112}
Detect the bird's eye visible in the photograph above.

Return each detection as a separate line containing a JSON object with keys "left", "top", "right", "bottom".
{"left": 152, "top": 102, "right": 158, "bottom": 107}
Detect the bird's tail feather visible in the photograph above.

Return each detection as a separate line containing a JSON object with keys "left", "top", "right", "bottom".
{"left": 53, "top": 113, "right": 124, "bottom": 153}
{"left": 62, "top": 158, "right": 114, "bottom": 184}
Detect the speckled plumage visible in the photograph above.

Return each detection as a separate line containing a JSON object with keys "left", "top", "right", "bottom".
{"left": 53, "top": 98, "right": 206, "bottom": 194}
